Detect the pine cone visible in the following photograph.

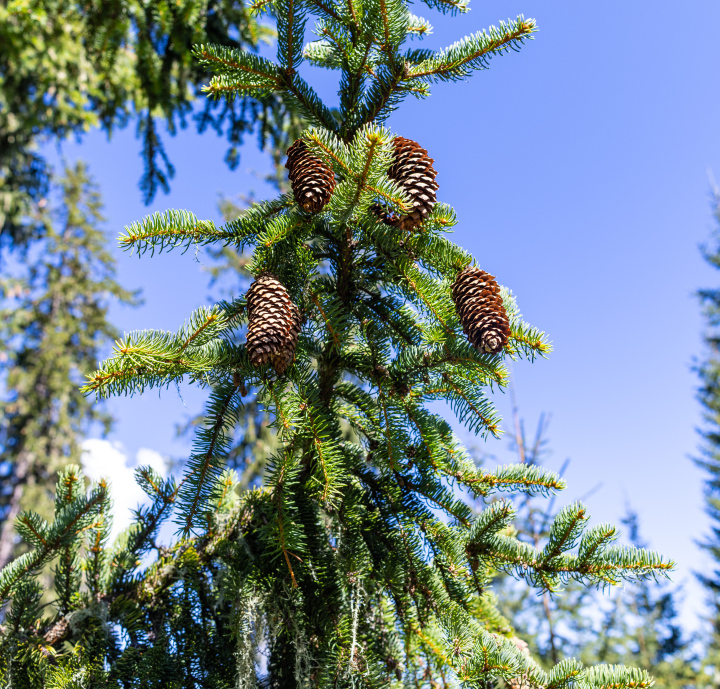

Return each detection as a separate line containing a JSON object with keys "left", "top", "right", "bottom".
{"left": 451, "top": 266, "right": 510, "bottom": 354}
{"left": 376, "top": 136, "right": 438, "bottom": 232}
{"left": 246, "top": 273, "right": 301, "bottom": 373}
{"left": 286, "top": 140, "right": 336, "bottom": 213}
{"left": 43, "top": 617, "right": 70, "bottom": 646}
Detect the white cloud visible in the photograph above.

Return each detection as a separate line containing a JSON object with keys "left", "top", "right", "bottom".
{"left": 81, "top": 439, "right": 168, "bottom": 546}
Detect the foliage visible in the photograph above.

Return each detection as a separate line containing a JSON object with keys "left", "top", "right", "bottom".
{"left": 0, "top": 0, "right": 301, "bottom": 247}
{"left": 696, "top": 184, "right": 720, "bottom": 683}
{"left": 0, "top": 0, "right": 675, "bottom": 687}
{"left": 492, "top": 412, "right": 697, "bottom": 689}
{"left": 582, "top": 511, "right": 697, "bottom": 689}
{"left": 0, "top": 162, "right": 137, "bottom": 571}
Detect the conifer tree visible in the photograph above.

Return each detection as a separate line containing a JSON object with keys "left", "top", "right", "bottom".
{"left": 0, "top": 162, "right": 137, "bottom": 570}
{"left": 0, "top": 0, "right": 301, "bottom": 246}
{"left": 696, "top": 184, "right": 720, "bottom": 682}
{"left": 1, "top": 2, "right": 675, "bottom": 687}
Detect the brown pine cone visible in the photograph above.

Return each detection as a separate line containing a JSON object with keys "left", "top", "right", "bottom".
{"left": 286, "top": 140, "right": 336, "bottom": 213}
{"left": 451, "top": 266, "right": 510, "bottom": 354}
{"left": 246, "top": 273, "right": 301, "bottom": 373}
{"left": 376, "top": 136, "right": 438, "bottom": 232}
{"left": 43, "top": 617, "right": 70, "bottom": 646}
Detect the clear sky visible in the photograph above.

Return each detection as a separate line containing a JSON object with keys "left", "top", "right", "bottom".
{"left": 49, "top": 0, "right": 720, "bottom": 629}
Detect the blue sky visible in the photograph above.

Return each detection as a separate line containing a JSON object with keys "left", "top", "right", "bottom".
{"left": 49, "top": 0, "right": 720, "bottom": 628}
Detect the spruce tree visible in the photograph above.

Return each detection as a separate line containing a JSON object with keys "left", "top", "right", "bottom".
{"left": 1, "top": 2, "right": 675, "bottom": 687}
{"left": 0, "top": 0, "right": 300, "bottom": 246}
{"left": 0, "top": 162, "right": 136, "bottom": 570}
{"left": 696, "top": 184, "right": 720, "bottom": 682}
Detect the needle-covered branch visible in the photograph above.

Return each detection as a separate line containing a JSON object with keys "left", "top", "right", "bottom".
{"left": 176, "top": 381, "right": 244, "bottom": 535}
{"left": 405, "top": 16, "right": 536, "bottom": 83}
{"left": 81, "top": 305, "right": 248, "bottom": 398}
{"left": 466, "top": 499, "right": 673, "bottom": 593}
{"left": 0, "top": 466, "right": 108, "bottom": 604}
{"left": 119, "top": 198, "right": 294, "bottom": 256}
{"left": 195, "top": 44, "right": 283, "bottom": 93}
{"left": 198, "top": 5, "right": 535, "bottom": 139}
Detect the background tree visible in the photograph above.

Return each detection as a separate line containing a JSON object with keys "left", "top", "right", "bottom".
{"left": 493, "top": 406, "right": 697, "bottom": 688}
{"left": 0, "top": 0, "right": 302, "bottom": 247}
{"left": 696, "top": 183, "right": 720, "bottom": 685}
{"left": 0, "top": 162, "right": 137, "bottom": 570}
{"left": 0, "top": 0, "right": 302, "bottom": 571}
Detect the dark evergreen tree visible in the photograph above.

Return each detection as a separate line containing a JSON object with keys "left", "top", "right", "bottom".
{"left": 0, "top": 0, "right": 301, "bottom": 247}
{"left": 0, "top": 162, "right": 137, "bottom": 570}
{"left": 0, "top": 2, "right": 675, "bottom": 687}
{"left": 696, "top": 184, "right": 720, "bottom": 686}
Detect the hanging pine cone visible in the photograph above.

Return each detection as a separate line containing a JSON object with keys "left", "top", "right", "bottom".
{"left": 286, "top": 140, "right": 336, "bottom": 213}
{"left": 246, "top": 273, "right": 301, "bottom": 373}
{"left": 451, "top": 266, "right": 510, "bottom": 355}
{"left": 375, "top": 136, "right": 438, "bottom": 232}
